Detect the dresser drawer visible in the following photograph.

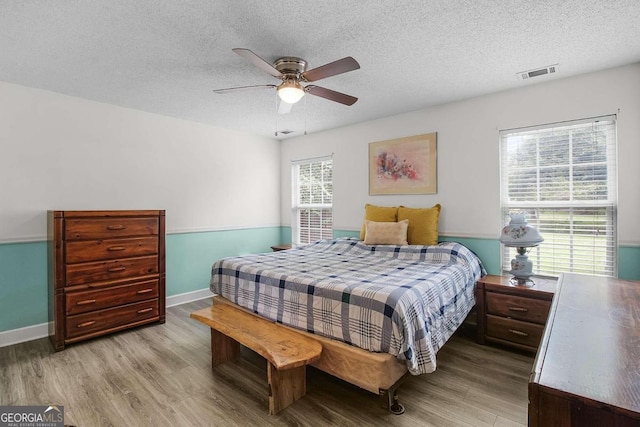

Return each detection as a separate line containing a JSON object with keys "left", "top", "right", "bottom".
{"left": 65, "top": 255, "right": 158, "bottom": 286}
{"left": 486, "top": 292, "right": 551, "bottom": 325}
{"left": 65, "top": 236, "right": 158, "bottom": 263}
{"left": 65, "top": 217, "right": 159, "bottom": 240}
{"left": 65, "top": 299, "right": 159, "bottom": 339}
{"left": 486, "top": 315, "right": 544, "bottom": 349}
{"left": 66, "top": 279, "right": 159, "bottom": 315}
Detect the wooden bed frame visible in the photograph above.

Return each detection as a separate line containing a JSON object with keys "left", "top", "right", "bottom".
{"left": 213, "top": 296, "right": 410, "bottom": 413}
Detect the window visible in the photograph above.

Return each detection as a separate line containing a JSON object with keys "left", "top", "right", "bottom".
{"left": 500, "top": 116, "right": 617, "bottom": 277}
{"left": 292, "top": 156, "right": 333, "bottom": 245}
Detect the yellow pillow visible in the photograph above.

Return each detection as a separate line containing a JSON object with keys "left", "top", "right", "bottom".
{"left": 364, "top": 219, "right": 409, "bottom": 245}
{"left": 398, "top": 204, "right": 441, "bottom": 245}
{"left": 359, "top": 204, "right": 399, "bottom": 240}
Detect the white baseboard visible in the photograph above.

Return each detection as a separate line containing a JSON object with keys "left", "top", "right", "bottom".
{"left": 166, "top": 287, "right": 215, "bottom": 307}
{"left": 0, "top": 287, "right": 215, "bottom": 348}
{"left": 0, "top": 322, "right": 51, "bottom": 348}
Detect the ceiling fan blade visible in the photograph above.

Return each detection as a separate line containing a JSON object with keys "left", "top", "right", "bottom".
{"left": 305, "top": 85, "right": 358, "bottom": 106}
{"left": 278, "top": 99, "right": 293, "bottom": 114}
{"left": 233, "top": 48, "right": 282, "bottom": 78}
{"left": 213, "top": 84, "right": 276, "bottom": 94}
{"left": 302, "top": 57, "right": 360, "bottom": 82}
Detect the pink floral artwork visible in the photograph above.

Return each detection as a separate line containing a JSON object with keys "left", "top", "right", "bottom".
{"left": 375, "top": 151, "right": 418, "bottom": 181}
{"left": 369, "top": 133, "right": 437, "bottom": 195}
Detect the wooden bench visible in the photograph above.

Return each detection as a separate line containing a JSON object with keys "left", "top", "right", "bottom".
{"left": 190, "top": 302, "right": 322, "bottom": 415}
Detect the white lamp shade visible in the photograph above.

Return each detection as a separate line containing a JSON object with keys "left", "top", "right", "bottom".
{"left": 499, "top": 212, "right": 544, "bottom": 247}
{"left": 277, "top": 80, "right": 305, "bottom": 104}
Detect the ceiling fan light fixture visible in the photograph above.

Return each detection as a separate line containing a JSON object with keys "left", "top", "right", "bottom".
{"left": 277, "top": 79, "right": 305, "bottom": 104}
{"left": 217, "top": 49, "right": 360, "bottom": 106}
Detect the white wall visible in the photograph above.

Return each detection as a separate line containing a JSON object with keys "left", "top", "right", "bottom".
{"left": 0, "top": 82, "right": 280, "bottom": 242}
{"left": 280, "top": 63, "right": 640, "bottom": 245}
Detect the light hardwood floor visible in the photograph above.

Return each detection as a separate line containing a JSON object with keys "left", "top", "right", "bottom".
{"left": 0, "top": 299, "right": 533, "bottom": 426}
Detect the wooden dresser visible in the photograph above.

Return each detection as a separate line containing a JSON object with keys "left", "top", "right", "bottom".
{"left": 529, "top": 273, "right": 640, "bottom": 426}
{"left": 48, "top": 210, "right": 165, "bottom": 350}
{"left": 476, "top": 275, "right": 556, "bottom": 352}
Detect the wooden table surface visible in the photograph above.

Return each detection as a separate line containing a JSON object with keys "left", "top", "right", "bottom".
{"left": 534, "top": 273, "right": 640, "bottom": 416}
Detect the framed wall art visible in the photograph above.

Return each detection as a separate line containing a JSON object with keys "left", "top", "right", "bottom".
{"left": 369, "top": 132, "right": 437, "bottom": 195}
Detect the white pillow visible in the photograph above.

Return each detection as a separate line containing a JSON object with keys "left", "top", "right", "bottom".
{"left": 364, "top": 219, "right": 409, "bottom": 245}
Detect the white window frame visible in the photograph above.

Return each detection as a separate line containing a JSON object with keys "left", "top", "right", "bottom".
{"left": 500, "top": 115, "right": 617, "bottom": 278}
{"left": 291, "top": 155, "right": 333, "bottom": 245}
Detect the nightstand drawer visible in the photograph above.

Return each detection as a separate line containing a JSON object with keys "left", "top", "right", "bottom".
{"left": 486, "top": 315, "right": 544, "bottom": 349}
{"left": 486, "top": 292, "right": 551, "bottom": 325}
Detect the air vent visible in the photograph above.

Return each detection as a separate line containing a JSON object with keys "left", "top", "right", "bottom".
{"left": 517, "top": 64, "right": 559, "bottom": 80}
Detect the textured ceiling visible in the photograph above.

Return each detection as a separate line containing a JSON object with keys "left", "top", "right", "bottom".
{"left": 1, "top": 1, "right": 639, "bottom": 139}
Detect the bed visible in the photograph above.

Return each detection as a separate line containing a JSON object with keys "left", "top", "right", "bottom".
{"left": 209, "top": 237, "right": 485, "bottom": 410}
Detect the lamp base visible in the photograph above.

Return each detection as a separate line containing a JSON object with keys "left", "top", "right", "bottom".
{"left": 508, "top": 277, "right": 535, "bottom": 287}
{"left": 508, "top": 250, "right": 535, "bottom": 286}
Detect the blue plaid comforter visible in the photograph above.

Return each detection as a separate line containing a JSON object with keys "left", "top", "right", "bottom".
{"left": 210, "top": 238, "right": 485, "bottom": 375}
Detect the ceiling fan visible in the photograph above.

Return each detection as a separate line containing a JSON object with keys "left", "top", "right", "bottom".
{"left": 213, "top": 48, "right": 360, "bottom": 111}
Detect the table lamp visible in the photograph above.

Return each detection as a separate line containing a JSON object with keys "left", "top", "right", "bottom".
{"left": 499, "top": 212, "right": 544, "bottom": 286}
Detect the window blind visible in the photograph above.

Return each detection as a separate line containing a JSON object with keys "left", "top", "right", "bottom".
{"left": 500, "top": 116, "right": 617, "bottom": 277}
{"left": 292, "top": 156, "right": 333, "bottom": 244}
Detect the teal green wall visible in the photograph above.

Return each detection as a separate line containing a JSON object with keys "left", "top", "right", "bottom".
{"left": 619, "top": 245, "right": 640, "bottom": 281}
{"left": 0, "top": 242, "right": 48, "bottom": 331}
{"left": 332, "top": 229, "right": 359, "bottom": 239}
{"left": 438, "top": 236, "right": 502, "bottom": 275}
{"left": 0, "top": 227, "right": 280, "bottom": 333}
{"left": 166, "top": 227, "right": 280, "bottom": 295}
{"left": 0, "top": 227, "right": 638, "bottom": 334}
{"left": 278, "top": 226, "right": 293, "bottom": 248}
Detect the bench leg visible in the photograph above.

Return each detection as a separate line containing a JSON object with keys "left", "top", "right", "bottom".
{"left": 211, "top": 329, "right": 240, "bottom": 367}
{"left": 267, "top": 362, "right": 306, "bottom": 415}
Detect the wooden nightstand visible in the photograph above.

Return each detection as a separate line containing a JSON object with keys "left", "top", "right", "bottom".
{"left": 476, "top": 275, "right": 557, "bottom": 352}
{"left": 270, "top": 244, "right": 292, "bottom": 252}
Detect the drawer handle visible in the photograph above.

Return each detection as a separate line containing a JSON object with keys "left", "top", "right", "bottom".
{"left": 508, "top": 329, "right": 529, "bottom": 337}
{"left": 77, "top": 321, "right": 96, "bottom": 328}
{"left": 108, "top": 266, "right": 127, "bottom": 272}
{"left": 106, "top": 224, "right": 126, "bottom": 230}
{"left": 136, "top": 288, "right": 154, "bottom": 294}
{"left": 137, "top": 308, "right": 153, "bottom": 314}
{"left": 107, "top": 246, "right": 126, "bottom": 251}
{"left": 508, "top": 307, "right": 529, "bottom": 313}
{"left": 76, "top": 299, "right": 96, "bottom": 306}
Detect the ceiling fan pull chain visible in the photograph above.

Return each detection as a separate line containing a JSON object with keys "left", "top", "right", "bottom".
{"left": 275, "top": 92, "right": 279, "bottom": 137}
{"left": 304, "top": 94, "right": 308, "bottom": 135}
